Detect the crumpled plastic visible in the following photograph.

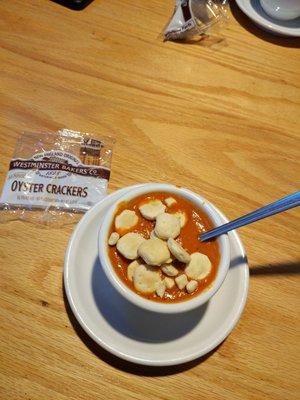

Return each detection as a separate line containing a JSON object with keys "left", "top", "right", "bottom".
{"left": 162, "top": 0, "right": 228, "bottom": 42}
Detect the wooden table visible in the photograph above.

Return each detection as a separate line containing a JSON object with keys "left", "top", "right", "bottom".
{"left": 0, "top": 1, "right": 299, "bottom": 399}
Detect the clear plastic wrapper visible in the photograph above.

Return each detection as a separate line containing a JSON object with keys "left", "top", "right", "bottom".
{"left": 0, "top": 129, "right": 114, "bottom": 225}
{"left": 162, "top": 0, "right": 228, "bottom": 42}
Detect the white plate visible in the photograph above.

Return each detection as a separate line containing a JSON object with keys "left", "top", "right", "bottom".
{"left": 64, "top": 185, "right": 249, "bottom": 366}
{"left": 235, "top": 0, "right": 300, "bottom": 37}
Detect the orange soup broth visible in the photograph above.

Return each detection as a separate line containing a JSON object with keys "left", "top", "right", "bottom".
{"left": 108, "top": 192, "right": 220, "bottom": 303}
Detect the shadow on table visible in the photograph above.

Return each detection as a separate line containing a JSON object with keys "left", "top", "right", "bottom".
{"left": 230, "top": 1, "right": 300, "bottom": 48}
{"left": 229, "top": 254, "right": 300, "bottom": 275}
{"left": 171, "top": 35, "right": 228, "bottom": 50}
{"left": 249, "top": 260, "right": 300, "bottom": 275}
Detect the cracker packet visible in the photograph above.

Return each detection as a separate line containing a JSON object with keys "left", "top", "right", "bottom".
{"left": 0, "top": 129, "right": 114, "bottom": 225}
{"left": 162, "top": 0, "right": 228, "bottom": 42}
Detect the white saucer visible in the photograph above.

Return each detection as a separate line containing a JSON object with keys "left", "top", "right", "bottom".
{"left": 236, "top": 0, "right": 300, "bottom": 37}
{"left": 64, "top": 185, "right": 249, "bottom": 366}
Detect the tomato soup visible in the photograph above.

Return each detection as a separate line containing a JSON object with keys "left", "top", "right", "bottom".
{"left": 107, "top": 192, "right": 220, "bottom": 303}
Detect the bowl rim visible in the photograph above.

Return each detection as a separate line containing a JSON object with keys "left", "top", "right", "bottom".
{"left": 98, "top": 183, "right": 231, "bottom": 314}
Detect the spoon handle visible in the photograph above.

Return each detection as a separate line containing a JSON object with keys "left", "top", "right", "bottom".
{"left": 200, "top": 191, "right": 300, "bottom": 242}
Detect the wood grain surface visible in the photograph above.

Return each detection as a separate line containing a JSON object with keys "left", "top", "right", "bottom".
{"left": 0, "top": 1, "right": 299, "bottom": 399}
